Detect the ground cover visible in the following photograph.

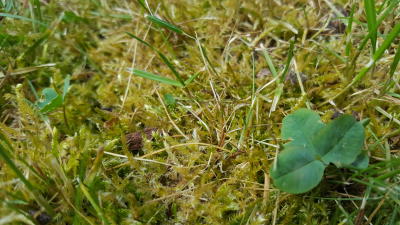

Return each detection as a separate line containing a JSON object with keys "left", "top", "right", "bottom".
{"left": 0, "top": 0, "right": 399, "bottom": 224}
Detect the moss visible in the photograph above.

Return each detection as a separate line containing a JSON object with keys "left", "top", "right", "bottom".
{"left": 0, "top": 0, "right": 399, "bottom": 224}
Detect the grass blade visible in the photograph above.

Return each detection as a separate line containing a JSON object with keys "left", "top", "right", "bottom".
{"left": 261, "top": 49, "right": 278, "bottom": 78}
{"left": 238, "top": 52, "right": 257, "bottom": 149}
{"left": 0, "top": 142, "right": 35, "bottom": 192}
{"left": 270, "top": 40, "right": 295, "bottom": 114}
{"left": 345, "top": 4, "right": 356, "bottom": 57}
{"left": 146, "top": 15, "right": 183, "bottom": 34}
{"left": 127, "top": 69, "right": 184, "bottom": 87}
{"left": 0, "top": 132, "right": 54, "bottom": 215}
{"left": 280, "top": 40, "right": 295, "bottom": 82}
{"left": 137, "top": 0, "right": 152, "bottom": 15}
{"left": 371, "top": 23, "right": 400, "bottom": 63}
{"left": 0, "top": 12, "right": 47, "bottom": 27}
{"left": 331, "top": 21, "right": 400, "bottom": 101}
{"left": 184, "top": 72, "right": 201, "bottom": 85}
{"left": 350, "top": 0, "right": 398, "bottom": 66}
{"left": 62, "top": 75, "right": 71, "bottom": 100}
{"left": 382, "top": 46, "right": 400, "bottom": 92}
{"left": 377, "top": 0, "right": 390, "bottom": 13}
{"left": 9, "top": 63, "right": 56, "bottom": 76}
{"left": 126, "top": 32, "right": 185, "bottom": 85}
{"left": 27, "top": 80, "right": 39, "bottom": 100}
{"left": 126, "top": 32, "right": 156, "bottom": 50}
{"left": 388, "top": 46, "right": 400, "bottom": 75}
{"left": 145, "top": 15, "right": 195, "bottom": 39}
{"left": 354, "top": 21, "right": 400, "bottom": 78}
{"left": 31, "top": 0, "right": 43, "bottom": 30}
{"left": 364, "top": 0, "right": 378, "bottom": 53}
{"left": 80, "top": 183, "right": 110, "bottom": 225}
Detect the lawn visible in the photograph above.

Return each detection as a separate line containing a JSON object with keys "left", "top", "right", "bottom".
{"left": 0, "top": 0, "right": 399, "bottom": 224}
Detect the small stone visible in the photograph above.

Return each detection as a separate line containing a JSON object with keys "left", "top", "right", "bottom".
{"left": 126, "top": 132, "right": 143, "bottom": 152}
{"left": 28, "top": 210, "right": 51, "bottom": 225}
{"left": 125, "top": 127, "right": 158, "bottom": 152}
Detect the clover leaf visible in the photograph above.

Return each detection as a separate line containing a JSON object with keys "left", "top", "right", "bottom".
{"left": 270, "top": 109, "right": 367, "bottom": 194}
{"left": 36, "top": 76, "right": 70, "bottom": 114}
{"left": 37, "top": 88, "right": 63, "bottom": 113}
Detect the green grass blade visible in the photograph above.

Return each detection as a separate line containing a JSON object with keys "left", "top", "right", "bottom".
{"left": 387, "top": 92, "right": 400, "bottom": 98}
{"left": 184, "top": 72, "right": 201, "bottom": 85}
{"left": 27, "top": 80, "right": 39, "bottom": 101}
{"left": 357, "top": 21, "right": 400, "bottom": 80}
{"left": 352, "top": 21, "right": 400, "bottom": 83}
{"left": 382, "top": 46, "right": 400, "bottom": 92}
{"left": 261, "top": 49, "right": 278, "bottom": 78}
{"left": 62, "top": 75, "right": 71, "bottom": 100}
{"left": 280, "top": 40, "right": 295, "bottom": 82}
{"left": 146, "top": 15, "right": 183, "bottom": 34}
{"left": 345, "top": 4, "right": 356, "bottom": 57}
{"left": 352, "top": 0, "right": 398, "bottom": 64}
{"left": 364, "top": 0, "right": 378, "bottom": 53}
{"left": 126, "top": 32, "right": 155, "bottom": 50}
{"left": 80, "top": 183, "right": 110, "bottom": 225}
{"left": 0, "top": 142, "right": 35, "bottom": 192}
{"left": 137, "top": 0, "right": 152, "bottom": 15}
{"left": 32, "top": 0, "right": 43, "bottom": 21}
{"left": 331, "top": 22, "right": 400, "bottom": 101}
{"left": 377, "top": 0, "right": 389, "bottom": 13}
{"left": 157, "top": 53, "right": 185, "bottom": 85}
{"left": 127, "top": 69, "right": 184, "bottom": 87}
{"left": 238, "top": 53, "right": 257, "bottom": 149}
{"left": 270, "top": 40, "right": 295, "bottom": 113}
{"left": 0, "top": 133, "right": 54, "bottom": 215}
{"left": 0, "top": 12, "right": 48, "bottom": 27}
{"left": 388, "top": 44, "right": 400, "bottom": 76}
{"left": 371, "top": 23, "right": 400, "bottom": 62}
{"left": 126, "top": 32, "right": 185, "bottom": 85}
